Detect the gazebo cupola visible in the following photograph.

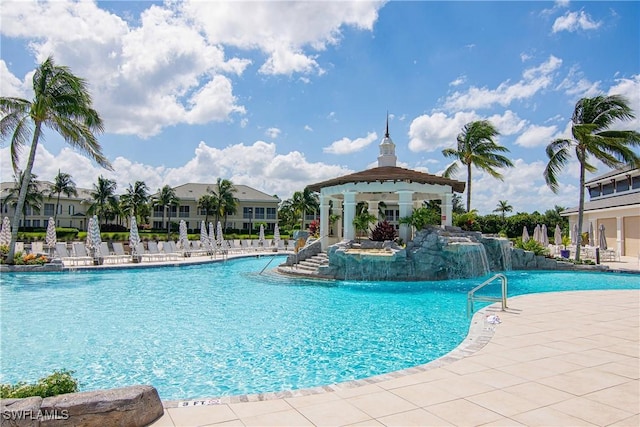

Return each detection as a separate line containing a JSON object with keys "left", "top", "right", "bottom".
{"left": 377, "top": 116, "right": 397, "bottom": 167}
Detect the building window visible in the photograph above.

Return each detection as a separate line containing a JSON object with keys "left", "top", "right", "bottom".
{"left": 44, "top": 203, "right": 55, "bottom": 216}
{"left": 632, "top": 176, "right": 640, "bottom": 189}
{"left": 168, "top": 206, "right": 177, "bottom": 217}
{"left": 179, "top": 206, "right": 190, "bottom": 218}
{"left": 153, "top": 206, "right": 164, "bottom": 218}
{"left": 616, "top": 179, "right": 629, "bottom": 192}
{"left": 602, "top": 182, "right": 614, "bottom": 196}
{"left": 243, "top": 207, "right": 253, "bottom": 219}
{"left": 24, "top": 219, "right": 31, "bottom": 227}
{"left": 588, "top": 186, "right": 601, "bottom": 198}
{"left": 25, "top": 205, "right": 32, "bottom": 215}
{"left": 266, "top": 208, "right": 276, "bottom": 220}
{"left": 153, "top": 221, "right": 163, "bottom": 229}
{"left": 385, "top": 209, "right": 396, "bottom": 221}
{"left": 254, "top": 207, "right": 265, "bottom": 220}
{"left": 32, "top": 220, "right": 41, "bottom": 227}
{"left": 68, "top": 205, "right": 75, "bottom": 215}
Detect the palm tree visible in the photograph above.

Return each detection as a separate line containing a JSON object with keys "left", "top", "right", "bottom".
{"left": 120, "top": 181, "right": 149, "bottom": 223}
{"left": 152, "top": 185, "right": 180, "bottom": 238}
{"left": 3, "top": 172, "right": 43, "bottom": 226}
{"left": 197, "top": 193, "right": 218, "bottom": 225}
{"left": 544, "top": 94, "right": 640, "bottom": 261}
{"left": 48, "top": 170, "right": 78, "bottom": 224}
{"left": 352, "top": 211, "right": 377, "bottom": 242}
{"left": 212, "top": 178, "right": 238, "bottom": 230}
{"left": 493, "top": 200, "right": 513, "bottom": 220}
{"left": 291, "top": 188, "right": 319, "bottom": 229}
{"left": 0, "top": 56, "right": 110, "bottom": 263}
{"left": 87, "top": 176, "right": 118, "bottom": 225}
{"left": 442, "top": 120, "right": 514, "bottom": 212}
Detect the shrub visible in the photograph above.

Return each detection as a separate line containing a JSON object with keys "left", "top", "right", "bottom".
{"left": 308, "top": 219, "right": 319, "bottom": 237}
{"left": 515, "top": 238, "right": 548, "bottom": 256}
{"left": 0, "top": 370, "right": 79, "bottom": 398}
{"left": 371, "top": 220, "right": 397, "bottom": 241}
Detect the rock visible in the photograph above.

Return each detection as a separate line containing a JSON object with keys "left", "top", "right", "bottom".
{"left": 1, "top": 397, "right": 42, "bottom": 427}
{"left": 40, "top": 385, "right": 163, "bottom": 427}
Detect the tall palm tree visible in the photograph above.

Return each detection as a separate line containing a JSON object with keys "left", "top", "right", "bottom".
{"left": 120, "top": 181, "right": 149, "bottom": 223}
{"left": 87, "top": 176, "right": 118, "bottom": 225}
{"left": 493, "top": 200, "right": 513, "bottom": 220}
{"left": 442, "top": 120, "right": 514, "bottom": 212}
{"left": 544, "top": 94, "right": 640, "bottom": 261}
{"left": 3, "top": 172, "right": 43, "bottom": 226}
{"left": 152, "top": 185, "right": 180, "bottom": 238}
{"left": 198, "top": 193, "right": 218, "bottom": 225}
{"left": 291, "top": 188, "right": 319, "bottom": 229}
{"left": 212, "top": 178, "right": 238, "bottom": 230}
{"left": 49, "top": 170, "right": 77, "bottom": 224}
{"left": 0, "top": 56, "right": 111, "bottom": 263}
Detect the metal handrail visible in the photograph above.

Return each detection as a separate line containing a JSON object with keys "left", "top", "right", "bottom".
{"left": 467, "top": 273, "right": 508, "bottom": 318}
{"left": 259, "top": 257, "right": 276, "bottom": 274}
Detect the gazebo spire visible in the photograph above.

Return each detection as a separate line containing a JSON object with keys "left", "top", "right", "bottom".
{"left": 378, "top": 113, "right": 397, "bottom": 167}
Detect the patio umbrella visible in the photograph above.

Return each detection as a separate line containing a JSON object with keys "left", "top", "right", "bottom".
{"left": 533, "top": 224, "right": 541, "bottom": 243}
{"left": 200, "top": 221, "right": 210, "bottom": 252}
{"left": 599, "top": 224, "right": 607, "bottom": 250}
{"left": 130, "top": 216, "right": 141, "bottom": 256}
{"left": 571, "top": 223, "right": 579, "bottom": 246}
{"left": 179, "top": 220, "right": 188, "bottom": 249}
{"left": 0, "top": 216, "right": 11, "bottom": 246}
{"left": 273, "top": 223, "right": 281, "bottom": 242}
{"left": 554, "top": 224, "right": 562, "bottom": 246}
{"left": 46, "top": 217, "right": 56, "bottom": 255}
{"left": 541, "top": 224, "right": 549, "bottom": 246}
{"left": 258, "top": 224, "right": 265, "bottom": 247}
{"left": 216, "top": 221, "right": 223, "bottom": 246}
{"left": 522, "top": 226, "right": 529, "bottom": 243}
{"left": 209, "top": 222, "right": 215, "bottom": 249}
{"left": 90, "top": 215, "right": 102, "bottom": 258}
{"left": 588, "top": 223, "right": 595, "bottom": 246}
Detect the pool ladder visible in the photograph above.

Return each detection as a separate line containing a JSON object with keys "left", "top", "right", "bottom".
{"left": 467, "top": 273, "right": 508, "bottom": 318}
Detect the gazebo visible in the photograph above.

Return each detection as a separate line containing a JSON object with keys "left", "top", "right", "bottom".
{"left": 306, "top": 121, "right": 465, "bottom": 250}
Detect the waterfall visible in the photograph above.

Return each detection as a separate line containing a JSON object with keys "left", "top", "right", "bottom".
{"left": 447, "top": 242, "right": 490, "bottom": 278}
{"left": 499, "top": 239, "right": 512, "bottom": 271}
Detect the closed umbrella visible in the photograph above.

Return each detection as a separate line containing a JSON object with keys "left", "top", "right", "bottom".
{"left": 46, "top": 217, "right": 56, "bottom": 255}
{"left": 90, "top": 215, "right": 102, "bottom": 258}
{"left": 258, "top": 224, "right": 265, "bottom": 247}
{"left": 554, "top": 224, "right": 562, "bottom": 246}
{"left": 522, "top": 226, "right": 529, "bottom": 243}
{"left": 209, "top": 222, "right": 215, "bottom": 249}
{"left": 273, "top": 223, "right": 281, "bottom": 242}
{"left": 533, "top": 224, "right": 541, "bottom": 243}
{"left": 541, "top": 224, "right": 549, "bottom": 246}
{"left": 216, "top": 221, "right": 223, "bottom": 246}
{"left": 599, "top": 224, "right": 607, "bottom": 250}
{"left": 179, "top": 220, "right": 188, "bottom": 249}
{"left": 200, "top": 220, "right": 210, "bottom": 252}
{"left": 130, "top": 216, "right": 141, "bottom": 257}
{"left": 0, "top": 216, "right": 11, "bottom": 246}
{"left": 588, "top": 223, "right": 595, "bottom": 246}
{"left": 86, "top": 216, "right": 94, "bottom": 254}
{"left": 571, "top": 223, "right": 579, "bottom": 246}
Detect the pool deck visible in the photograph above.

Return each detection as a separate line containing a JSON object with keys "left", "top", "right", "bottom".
{"left": 148, "top": 276, "right": 639, "bottom": 426}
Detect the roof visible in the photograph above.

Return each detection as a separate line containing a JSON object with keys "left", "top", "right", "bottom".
{"left": 585, "top": 165, "right": 639, "bottom": 186}
{"left": 0, "top": 180, "right": 92, "bottom": 200}
{"left": 169, "top": 183, "right": 280, "bottom": 202}
{"left": 305, "top": 166, "right": 466, "bottom": 193}
{"left": 561, "top": 191, "right": 640, "bottom": 215}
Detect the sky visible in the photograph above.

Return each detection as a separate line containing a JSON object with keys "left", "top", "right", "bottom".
{"left": 1, "top": 0, "right": 639, "bottom": 215}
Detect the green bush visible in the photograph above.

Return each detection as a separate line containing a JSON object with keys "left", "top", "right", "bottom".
{"left": 514, "top": 238, "right": 548, "bottom": 256}
{"left": 0, "top": 370, "right": 79, "bottom": 398}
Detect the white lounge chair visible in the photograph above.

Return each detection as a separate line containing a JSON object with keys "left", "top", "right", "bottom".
{"left": 147, "top": 241, "right": 168, "bottom": 261}
{"left": 112, "top": 242, "right": 132, "bottom": 263}
{"left": 72, "top": 242, "right": 97, "bottom": 265}
{"left": 30, "top": 241, "right": 45, "bottom": 256}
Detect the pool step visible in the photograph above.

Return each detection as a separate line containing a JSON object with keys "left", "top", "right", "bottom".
{"left": 296, "top": 253, "right": 329, "bottom": 272}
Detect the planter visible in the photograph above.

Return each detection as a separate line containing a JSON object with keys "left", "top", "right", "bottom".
{"left": 560, "top": 249, "right": 570, "bottom": 258}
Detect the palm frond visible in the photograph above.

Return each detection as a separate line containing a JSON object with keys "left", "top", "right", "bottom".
{"left": 544, "top": 139, "right": 571, "bottom": 193}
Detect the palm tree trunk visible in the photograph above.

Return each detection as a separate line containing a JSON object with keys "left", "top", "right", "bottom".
{"left": 7, "top": 123, "right": 42, "bottom": 264}
{"left": 161, "top": 209, "right": 166, "bottom": 237}
{"left": 575, "top": 159, "right": 586, "bottom": 261}
{"left": 166, "top": 207, "right": 171, "bottom": 240}
{"left": 466, "top": 163, "right": 472, "bottom": 213}
{"left": 54, "top": 191, "right": 61, "bottom": 223}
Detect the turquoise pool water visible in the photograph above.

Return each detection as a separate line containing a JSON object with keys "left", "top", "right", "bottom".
{"left": 1, "top": 256, "right": 638, "bottom": 400}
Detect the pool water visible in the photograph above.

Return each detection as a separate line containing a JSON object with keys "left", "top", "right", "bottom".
{"left": 1, "top": 256, "right": 638, "bottom": 400}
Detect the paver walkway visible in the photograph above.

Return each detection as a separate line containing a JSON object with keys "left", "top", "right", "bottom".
{"left": 152, "top": 289, "right": 639, "bottom": 426}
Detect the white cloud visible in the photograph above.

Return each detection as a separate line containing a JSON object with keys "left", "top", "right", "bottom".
{"left": 265, "top": 128, "right": 282, "bottom": 139}
{"left": 444, "top": 56, "right": 562, "bottom": 110}
{"left": 514, "top": 125, "right": 559, "bottom": 148}
{"left": 520, "top": 52, "right": 533, "bottom": 62}
{"left": 449, "top": 76, "right": 466, "bottom": 87}
{"left": 0, "top": 141, "right": 352, "bottom": 201}
{"left": 608, "top": 75, "right": 640, "bottom": 131}
{"left": 304, "top": 125, "right": 313, "bottom": 132}
{"left": 408, "top": 110, "right": 525, "bottom": 152}
{"left": 556, "top": 66, "right": 601, "bottom": 98}
{"left": 0, "top": 60, "right": 28, "bottom": 97}
{"left": 323, "top": 132, "right": 378, "bottom": 155}
{"left": 552, "top": 10, "right": 602, "bottom": 33}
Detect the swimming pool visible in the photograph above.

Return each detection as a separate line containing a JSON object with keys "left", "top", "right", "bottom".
{"left": 1, "top": 256, "right": 638, "bottom": 400}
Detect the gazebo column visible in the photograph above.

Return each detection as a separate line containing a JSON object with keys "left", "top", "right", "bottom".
{"left": 397, "top": 190, "right": 414, "bottom": 243}
{"left": 319, "top": 195, "right": 330, "bottom": 250}
{"left": 333, "top": 200, "right": 343, "bottom": 240}
{"left": 367, "top": 201, "right": 379, "bottom": 222}
{"left": 441, "top": 192, "right": 452, "bottom": 228}
{"left": 343, "top": 191, "right": 357, "bottom": 241}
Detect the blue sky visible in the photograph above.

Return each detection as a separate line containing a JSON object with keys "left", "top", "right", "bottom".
{"left": 1, "top": 0, "right": 638, "bottom": 214}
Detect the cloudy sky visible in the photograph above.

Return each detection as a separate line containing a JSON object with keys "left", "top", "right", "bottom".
{"left": 1, "top": 0, "right": 638, "bottom": 214}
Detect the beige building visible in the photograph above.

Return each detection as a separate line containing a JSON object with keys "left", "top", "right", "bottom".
{"left": 0, "top": 181, "right": 280, "bottom": 233}
{"left": 562, "top": 165, "right": 640, "bottom": 257}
